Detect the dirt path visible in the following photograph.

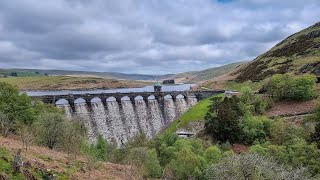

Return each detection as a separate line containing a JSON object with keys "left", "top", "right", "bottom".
{"left": 266, "top": 99, "right": 317, "bottom": 117}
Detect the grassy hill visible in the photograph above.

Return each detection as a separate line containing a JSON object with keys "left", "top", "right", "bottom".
{"left": 0, "top": 76, "right": 149, "bottom": 91}
{"left": 171, "top": 62, "right": 245, "bottom": 83}
{"left": 235, "top": 21, "right": 320, "bottom": 82}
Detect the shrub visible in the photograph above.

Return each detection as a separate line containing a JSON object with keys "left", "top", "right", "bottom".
{"left": 266, "top": 74, "right": 317, "bottom": 101}
{"left": 144, "top": 148, "right": 162, "bottom": 178}
{"left": 270, "top": 119, "right": 307, "bottom": 145}
{"left": 240, "top": 116, "right": 272, "bottom": 144}
{"left": 35, "top": 112, "right": 66, "bottom": 149}
{"left": 205, "top": 146, "right": 222, "bottom": 163}
{"left": 167, "top": 147, "right": 204, "bottom": 180}
{"left": 0, "top": 82, "right": 36, "bottom": 134}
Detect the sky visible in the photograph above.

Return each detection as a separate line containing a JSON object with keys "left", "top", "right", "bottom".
{"left": 0, "top": 0, "right": 319, "bottom": 75}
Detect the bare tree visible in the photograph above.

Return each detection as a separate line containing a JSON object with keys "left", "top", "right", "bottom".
{"left": 205, "top": 153, "right": 308, "bottom": 180}
{"left": 17, "top": 125, "right": 34, "bottom": 152}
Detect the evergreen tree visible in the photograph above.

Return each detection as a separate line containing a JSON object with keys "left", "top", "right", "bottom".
{"left": 205, "top": 96, "right": 242, "bottom": 143}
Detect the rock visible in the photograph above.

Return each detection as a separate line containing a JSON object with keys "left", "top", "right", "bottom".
{"left": 13, "top": 149, "right": 23, "bottom": 173}
{"left": 307, "top": 30, "right": 320, "bottom": 38}
{"left": 0, "top": 173, "right": 9, "bottom": 180}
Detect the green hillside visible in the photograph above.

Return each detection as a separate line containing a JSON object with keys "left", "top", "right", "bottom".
{"left": 172, "top": 62, "right": 245, "bottom": 83}
{"left": 164, "top": 94, "right": 224, "bottom": 134}
{"left": 235, "top": 21, "right": 320, "bottom": 82}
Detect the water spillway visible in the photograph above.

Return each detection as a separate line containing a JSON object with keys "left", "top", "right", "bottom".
{"left": 39, "top": 90, "right": 225, "bottom": 147}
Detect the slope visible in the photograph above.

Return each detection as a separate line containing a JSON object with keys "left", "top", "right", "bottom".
{"left": 171, "top": 62, "right": 245, "bottom": 83}
{"left": 235, "top": 21, "right": 320, "bottom": 82}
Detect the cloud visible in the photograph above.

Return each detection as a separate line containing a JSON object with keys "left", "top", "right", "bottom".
{"left": 0, "top": 0, "right": 319, "bottom": 74}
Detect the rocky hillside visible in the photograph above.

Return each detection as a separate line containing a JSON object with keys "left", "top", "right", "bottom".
{"left": 235, "top": 22, "right": 320, "bottom": 82}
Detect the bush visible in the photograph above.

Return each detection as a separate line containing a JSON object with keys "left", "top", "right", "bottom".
{"left": 266, "top": 74, "right": 317, "bottom": 101}
{"left": 205, "top": 146, "right": 222, "bottom": 163}
{"left": 35, "top": 112, "right": 66, "bottom": 149}
{"left": 167, "top": 147, "right": 204, "bottom": 180}
{"left": 240, "top": 116, "right": 272, "bottom": 144}
{"left": 144, "top": 148, "right": 162, "bottom": 178}
{"left": 270, "top": 119, "right": 307, "bottom": 145}
{"left": 0, "top": 82, "right": 36, "bottom": 135}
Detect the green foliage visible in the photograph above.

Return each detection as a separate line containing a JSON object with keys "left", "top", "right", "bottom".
{"left": 205, "top": 146, "right": 222, "bottom": 163}
{"left": 0, "top": 82, "right": 35, "bottom": 127}
{"left": 35, "top": 112, "right": 66, "bottom": 149}
{"left": 205, "top": 96, "right": 242, "bottom": 143}
{"left": 316, "top": 99, "right": 320, "bottom": 120}
{"left": 144, "top": 148, "right": 162, "bottom": 178}
{"left": 266, "top": 74, "right": 317, "bottom": 101}
{"left": 167, "top": 147, "right": 204, "bottom": 180}
{"left": 240, "top": 116, "right": 271, "bottom": 144}
{"left": 94, "top": 135, "right": 109, "bottom": 161}
{"left": 311, "top": 122, "right": 320, "bottom": 149}
{"left": 270, "top": 119, "right": 307, "bottom": 145}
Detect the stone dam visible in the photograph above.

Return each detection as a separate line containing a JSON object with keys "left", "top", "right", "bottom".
{"left": 32, "top": 90, "right": 223, "bottom": 147}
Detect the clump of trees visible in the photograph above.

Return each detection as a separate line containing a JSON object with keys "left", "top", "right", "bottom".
{"left": 0, "top": 82, "right": 88, "bottom": 157}
{"left": 205, "top": 87, "right": 272, "bottom": 144}
{"left": 265, "top": 74, "right": 317, "bottom": 101}
{"left": 205, "top": 153, "right": 308, "bottom": 180}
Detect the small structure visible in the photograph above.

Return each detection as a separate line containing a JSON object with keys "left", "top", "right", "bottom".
{"left": 163, "top": 79, "right": 175, "bottom": 84}
{"left": 154, "top": 82, "right": 162, "bottom": 93}
{"left": 176, "top": 131, "right": 195, "bottom": 138}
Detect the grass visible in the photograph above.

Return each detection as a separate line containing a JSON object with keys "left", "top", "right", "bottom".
{"left": 0, "top": 76, "right": 149, "bottom": 90}
{"left": 164, "top": 94, "right": 224, "bottom": 134}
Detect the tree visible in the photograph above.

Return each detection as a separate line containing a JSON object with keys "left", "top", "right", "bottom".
{"left": 205, "top": 96, "right": 242, "bottom": 143}
{"left": 240, "top": 116, "right": 271, "bottom": 144}
{"left": 144, "top": 148, "right": 162, "bottom": 178}
{"left": 62, "top": 119, "right": 87, "bottom": 158}
{"left": 0, "top": 82, "right": 35, "bottom": 126}
{"left": 167, "top": 147, "right": 204, "bottom": 180}
{"left": 266, "top": 74, "right": 317, "bottom": 101}
{"left": 0, "top": 112, "right": 12, "bottom": 137}
{"left": 205, "top": 146, "right": 222, "bottom": 163}
{"left": 36, "top": 112, "right": 66, "bottom": 149}
{"left": 311, "top": 123, "right": 320, "bottom": 149}
{"left": 269, "top": 119, "right": 306, "bottom": 145}
{"left": 17, "top": 124, "right": 34, "bottom": 152}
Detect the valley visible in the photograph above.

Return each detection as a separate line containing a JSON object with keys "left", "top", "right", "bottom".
{"left": 0, "top": 1, "right": 320, "bottom": 179}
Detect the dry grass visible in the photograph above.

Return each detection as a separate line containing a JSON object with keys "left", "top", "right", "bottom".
{"left": 0, "top": 136, "right": 135, "bottom": 180}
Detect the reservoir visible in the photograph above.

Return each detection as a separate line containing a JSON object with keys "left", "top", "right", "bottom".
{"left": 25, "top": 84, "right": 196, "bottom": 96}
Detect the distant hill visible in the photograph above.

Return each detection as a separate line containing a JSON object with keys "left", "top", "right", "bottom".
{"left": 0, "top": 63, "right": 244, "bottom": 83}
{"left": 235, "top": 21, "right": 320, "bottom": 82}
{"left": 170, "top": 62, "right": 245, "bottom": 83}
{"left": 0, "top": 68, "right": 173, "bottom": 81}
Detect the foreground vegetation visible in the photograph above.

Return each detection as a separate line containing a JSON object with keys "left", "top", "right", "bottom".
{"left": 0, "top": 73, "right": 320, "bottom": 179}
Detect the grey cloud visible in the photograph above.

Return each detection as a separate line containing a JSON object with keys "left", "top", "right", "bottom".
{"left": 0, "top": 0, "right": 319, "bottom": 74}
